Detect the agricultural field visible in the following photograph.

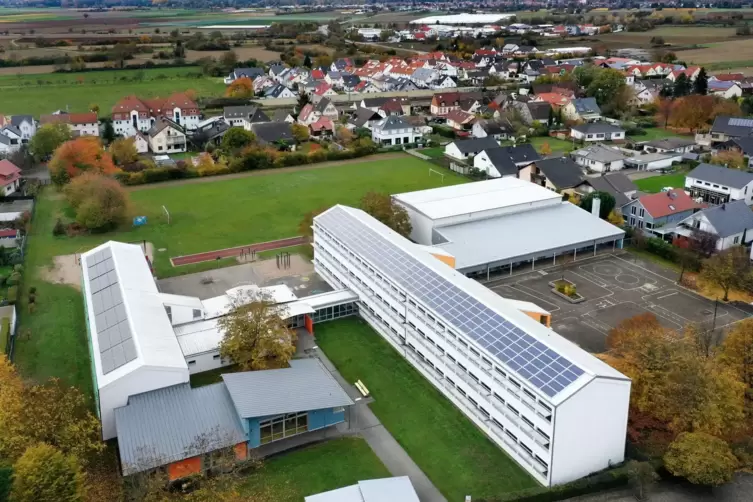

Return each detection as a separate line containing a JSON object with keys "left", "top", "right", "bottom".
{"left": 0, "top": 66, "right": 224, "bottom": 116}
{"left": 12, "top": 155, "right": 465, "bottom": 394}
{"left": 593, "top": 26, "right": 738, "bottom": 50}
{"left": 677, "top": 38, "right": 753, "bottom": 69}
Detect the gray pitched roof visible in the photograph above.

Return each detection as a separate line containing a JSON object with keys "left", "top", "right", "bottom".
{"left": 452, "top": 137, "right": 500, "bottom": 154}
{"left": 586, "top": 173, "right": 637, "bottom": 207}
{"left": 572, "top": 97, "right": 601, "bottom": 115}
{"left": 250, "top": 122, "right": 294, "bottom": 144}
{"left": 232, "top": 67, "right": 265, "bottom": 79}
{"left": 115, "top": 383, "right": 246, "bottom": 475}
{"left": 314, "top": 98, "right": 333, "bottom": 113}
{"left": 723, "top": 137, "right": 753, "bottom": 156}
{"left": 700, "top": 200, "right": 753, "bottom": 238}
{"left": 572, "top": 122, "right": 624, "bottom": 134}
{"left": 501, "top": 143, "right": 539, "bottom": 164}
{"left": 376, "top": 115, "right": 411, "bottom": 131}
{"left": 221, "top": 359, "right": 353, "bottom": 418}
{"left": 711, "top": 116, "right": 753, "bottom": 138}
{"left": 572, "top": 144, "right": 627, "bottom": 163}
{"left": 526, "top": 101, "right": 551, "bottom": 122}
{"left": 224, "top": 105, "right": 270, "bottom": 123}
{"left": 10, "top": 115, "right": 32, "bottom": 126}
{"left": 482, "top": 148, "right": 519, "bottom": 177}
{"left": 350, "top": 107, "right": 383, "bottom": 127}
{"left": 534, "top": 157, "right": 585, "bottom": 189}
{"left": 644, "top": 137, "right": 696, "bottom": 149}
{"left": 687, "top": 163, "right": 753, "bottom": 189}
{"left": 1, "top": 125, "right": 21, "bottom": 137}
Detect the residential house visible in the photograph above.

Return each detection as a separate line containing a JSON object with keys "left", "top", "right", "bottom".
{"left": 623, "top": 189, "right": 704, "bottom": 234}
{"left": 685, "top": 163, "right": 753, "bottom": 205}
{"left": 148, "top": 118, "right": 187, "bottom": 154}
{"left": 709, "top": 81, "right": 743, "bottom": 99}
{"left": 623, "top": 151, "right": 683, "bottom": 171}
{"left": 0, "top": 229, "right": 18, "bottom": 248}
{"left": 331, "top": 58, "right": 354, "bottom": 72}
{"left": 411, "top": 68, "right": 438, "bottom": 87}
{"left": 0, "top": 127, "right": 21, "bottom": 154}
{"left": 9, "top": 115, "right": 36, "bottom": 143}
{"left": 675, "top": 200, "right": 753, "bottom": 251}
{"left": 643, "top": 137, "right": 697, "bottom": 154}
{"left": 471, "top": 119, "right": 511, "bottom": 141}
{"left": 371, "top": 115, "right": 424, "bottom": 146}
{"left": 360, "top": 97, "right": 409, "bottom": 116}
{"left": 341, "top": 75, "right": 361, "bottom": 92}
{"left": 298, "top": 98, "right": 339, "bottom": 126}
{"left": 710, "top": 73, "right": 744, "bottom": 84}
{"left": 325, "top": 72, "right": 345, "bottom": 88}
{"left": 402, "top": 115, "right": 432, "bottom": 136}
{"left": 224, "top": 67, "right": 265, "bottom": 85}
{"left": 112, "top": 93, "right": 200, "bottom": 137}
{"left": 563, "top": 98, "right": 602, "bottom": 122}
{"left": 251, "top": 122, "right": 295, "bottom": 148}
{"left": 354, "top": 81, "right": 381, "bottom": 94}
{"left": 393, "top": 78, "right": 420, "bottom": 92}
{"left": 430, "top": 91, "right": 482, "bottom": 116}
{"left": 116, "top": 359, "right": 353, "bottom": 480}
{"left": 533, "top": 92, "right": 571, "bottom": 110}
{"left": 444, "top": 137, "right": 500, "bottom": 161}
{"left": 265, "top": 84, "right": 297, "bottom": 99}
{"left": 527, "top": 157, "right": 585, "bottom": 192}
{"left": 571, "top": 123, "right": 626, "bottom": 142}
{"left": 508, "top": 101, "right": 551, "bottom": 126}
{"left": 309, "top": 117, "right": 335, "bottom": 138}
{"left": 710, "top": 116, "right": 753, "bottom": 144}
{"left": 348, "top": 107, "right": 383, "bottom": 130}
{"left": 268, "top": 64, "right": 287, "bottom": 80}
{"left": 580, "top": 172, "right": 638, "bottom": 210}
{"left": 188, "top": 121, "right": 229, "bottom": 149}
{"left": 271, "top": 109, "right": 295, "bottom": 124}
{"left": 40, "top": 112, "right": 99, "bottom": 137}
{"left": 435, "top": 76, "right": 458, "bottom": 89}
{"left": 314, "top": 82, "right": 338, "bottom": 99}
{"left": 223, "top": 106, "right": 270, "bottom": 130}
{"left": 501, "top": 44, "right": 520, "bottom": 56}
{"left": 252, "top": 76, "right": 275, "bottom": 95}
{"left": 474, "top": 144, "right": 540, "bottom": 178}
{"left": 0, "top": 160, "right": 21, "bottom": 196}
{"left": 714, "top": 137, "right": 753, "bottom": 168}
{"left": 445, "top": 110, "right": 475, "bottom": 132}
{"left": 572, "top": 144, "right": 628, "bottom": 173}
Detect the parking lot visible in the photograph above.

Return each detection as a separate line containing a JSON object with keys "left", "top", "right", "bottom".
{"left": 487, "top": 253, "right": 751, "bottom": 353}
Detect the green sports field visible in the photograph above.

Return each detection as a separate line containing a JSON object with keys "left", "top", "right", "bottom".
{"left": 0, "top": 67, "right": 225, "bottom": 116}
{"left": 14, "top": 155, "right": 466, "bottom": 394}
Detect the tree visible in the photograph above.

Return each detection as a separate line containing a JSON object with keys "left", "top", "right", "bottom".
{"left": 655, "top": 97, "right": 674, "bottom": 128}
{"left": 701, "top": 246, "right": 751, "bottom": 301}
{"left": 670, "top": 95, "right": 715, "bottom": 132}
{"left": 710, "top": 149, "right": 745, "bottom": 169}
{"left": 217, "top": 291, "right": 297, "bottom": 371}
{"left": 314, "top": 54, "right": 333, "bottom": 68}
{"left": 585, "top": 68, "right": 629, "bottom": 108}
{"left": 579, "top": 191, "right": 615, "bottom": 219}
{"left": 221, "top": 127, "right": 255, "bottom": 151}
{"left": 694, "top": 68, "right": 709, "bottom": 95}
{"left": 712, "top": 98, "right": 743, "bottom": 120}
{"left": 0, "top": 355, "right": 24, "bottom": 460}
{"left": 664, "top": 432, "right": 738, "bottom": 485}
{"left": 673, "top": 73, "right": 692, "bottom": 98}
{"left": 220, "top": 50, "right": 238, "bottom": 71}
{"left": 88, "top": 103, "right": 99, "bottom": 114}
{"left": 64, "top": 173, "right": 130, "bottom": 231}
{"left": 225, "top": 76, "right": 254, "bottom": 99}
{"left": 109, "top": 137, "right": 138, "bottom": 166}
{"left": 295, "top": 92, "right": 311, "bottom": 116}
{"left": 101, "top": 119, "right": 115, "bottom": 144}
{"left": 335, "top": 125, "right": 355, "bottom": 145}
{"left": 28, "top": 123, "right": 72, "bottom": 160}
{"left": 360, "top": 192, "right": 412, "bottom": 238}
{"left": 48, "top": 137, "right": 117, "bottom": 185}
{"left": 11, "top": 443, "right": 85, "bottom": 502}
{"left": 627, "top": 460, "right": 659, "bottom": 501}
{"left": 303, "top": 54, "right": 312, "bottom": 68}
{"left": 291, "top": 123, "right": 310, "bottom": 143}
{"left": 720, "top": 319, "right": 753, "bottom": 418}
{"left": 539, "top": 141, "right": 552, "bottom": 156}
{"left": 299, "top": 206, "right": 329, "bottom": 241}
{"left": 689, "top": 229, "right": 719, "bottom": 258}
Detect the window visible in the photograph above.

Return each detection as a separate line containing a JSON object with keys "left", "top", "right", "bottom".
{"left": 193, "top": 309, "right": 202, "bottom": 319}
{"left": 735, "top": 236, "right": 740, "bottom": 244}
{"left": 188, "top": 360, "right": 196, "bottom": 366}
{"left": 213, "top": 354, "right": 221, "bottom": 360}
{"left": 259, "top": 412, "right": 308, "bottom": 444}
{"left": 631, "top": 206, "right": 636, "bottom": 215}
{"left": 333, "top": 407, "right": 345, "bottom": 413}
{"left": 639, "top": 208, "right": 644, "bottom": 218}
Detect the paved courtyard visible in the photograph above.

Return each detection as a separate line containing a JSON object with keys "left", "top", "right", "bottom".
{"left": 487, "top": 253, "right": 751, "bottom": 353}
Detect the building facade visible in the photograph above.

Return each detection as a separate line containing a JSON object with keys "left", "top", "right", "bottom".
{"left": 313, "top": 205, "right": 630, "bottom": 487}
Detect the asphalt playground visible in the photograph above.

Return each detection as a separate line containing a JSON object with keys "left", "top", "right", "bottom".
{"left": 487, "top": 253, "right": 751, "bottom": 353}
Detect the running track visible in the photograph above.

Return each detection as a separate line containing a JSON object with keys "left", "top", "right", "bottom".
{"left": 170, "top": 236, "right": 306, "bottom": 266}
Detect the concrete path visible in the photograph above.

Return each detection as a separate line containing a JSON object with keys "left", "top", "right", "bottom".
{"left": 310, "top": 341, "right": 447, "bottom": 502}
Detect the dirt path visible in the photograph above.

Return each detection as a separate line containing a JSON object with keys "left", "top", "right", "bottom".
{"left": 126, "top": 153, "right": 411, "bottom": 191}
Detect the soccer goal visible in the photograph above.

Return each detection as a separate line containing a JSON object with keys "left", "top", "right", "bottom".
{"left": 428, "top": 168, "right": 445, "bottom": 184}
{"left": 162, "top": 205, "right": 171, "bottom": 225}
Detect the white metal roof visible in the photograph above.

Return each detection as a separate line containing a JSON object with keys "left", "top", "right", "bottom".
{"left": 393, "top": 178, "right": 561, "bottom": 221}
{"left": 318, "top": 206, "right": 628, "bottom": 405}
{"left": 410, "top": 13, "right": 515, "bottom": 25}
{"left": 202, "top": 284, "right": 297, "bottom": 319}
{"left": 435, "top": 202, "right": 625, "bottom": 270}
{"left": 158, "top": 293, "right": 204, "bottom": 310}
{"left": 305, "top": 477, "right": 420, "bottom": 502}
{"left": 81, "top": 242, "right": 188, "bottom": 390}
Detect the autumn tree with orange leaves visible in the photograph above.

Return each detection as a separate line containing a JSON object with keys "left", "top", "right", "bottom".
{"left": 48, "top": 137, "right": 117, "bottom": 186}
{"left": 225, "top": 76, "right": 254, "bottom": 99}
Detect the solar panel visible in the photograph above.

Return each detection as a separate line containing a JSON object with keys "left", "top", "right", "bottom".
{"left": 729, "top": 117, "right": 753, "bottom": 128}
{"left": 317, "top": 207, "right": 585, "bottom": 398}
{"left": 85, "top": 248, "right": 137, "bottom": 374}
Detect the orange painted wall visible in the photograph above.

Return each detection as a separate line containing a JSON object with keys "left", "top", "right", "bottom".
{"left": 524, "top": 311, "right": 551, "bottom": 328}
{"left": 431, "top": 253, "right": 456, "bottom": 268}
{"left": 167, "top": 456, "right": 202, "bottom": 481}
{"left": 234, "top": 443, "right": 248, "bottom": 461}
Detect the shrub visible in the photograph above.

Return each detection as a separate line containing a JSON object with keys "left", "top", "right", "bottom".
{"left": 0, "top": 467, "right": 10, "bottom": 502}
{"left": 52, "top": 219, "right": 66, "bottom": 236}
{"left": 7, "top": 286, "right": 18, "bottom": 305}
{"left": 645, "top": 236, "right": 677, "bottom": 262}
{"left": 6, "top": 272, "right": 20, "bottom": 287}
{"left": 13, "top": 264, "right": 22, "bottom": 274}
{"left": 29, "top": 286, "right": 36, "bottom": 295}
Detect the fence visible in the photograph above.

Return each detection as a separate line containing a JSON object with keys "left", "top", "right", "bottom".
{"left": 406, "top": 149, "right": 431, "bottom": 161}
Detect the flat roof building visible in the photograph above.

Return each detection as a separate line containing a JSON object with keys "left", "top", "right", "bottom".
{"left": 305, "top": 477, "right": 420, "bottom": 502}
{"left": 393, "top": 178, "right": 625, "bottom": 276}
{"left": 313, "top": 205, "right": 630, "bottom": 486}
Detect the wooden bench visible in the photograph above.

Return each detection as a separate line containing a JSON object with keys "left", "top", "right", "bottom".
{"left": 355, "top": 379, "right": 370, "bottom": 397}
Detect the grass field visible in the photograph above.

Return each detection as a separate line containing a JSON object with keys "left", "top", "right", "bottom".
{"left": 14, "top": 155, "right": 465, "bottom": 394}
{"left": 418, "top": 146, "right": 445, "bottom": 159}
{"left": 634, "top": 173, "right": 686, "bottom": 193}
{"left": 315, "top": 318, "right": 536, "bottom": 501}
{"left": 237, "top": 437, "right": 389, "bottom": 500}
{"left": 529, "top": 137, "right": 575, "bottom": 154}
{"left": 0, "top": 67, "right": 224, "bottom": 116}
{"left": 631, "top": 128, "right": 683, "bottom": 142}
{"left": 679, "top": 38, "right": 753, "bottom": 67}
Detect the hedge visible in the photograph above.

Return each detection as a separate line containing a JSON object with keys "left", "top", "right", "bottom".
{"left": 481, "top": 464, "right": 630, "bottom": 502}
{"left": 0, "top": 467, "right": 10, "bottom": 502}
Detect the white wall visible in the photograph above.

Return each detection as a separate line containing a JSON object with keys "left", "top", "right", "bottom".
{"left": 185, "top": 350, "right": 233, "bottom": 375}
{"left": 550, "top": 377, "right": 630, "bottom": 485}
{"left": 101, "top": 366, "right": 190, "bottom": 440}
{"left": 396, "top": 204, "right": 435, "bottom": 245}
{"left": 165, "top": 303, "right": 202, "bottom": 326}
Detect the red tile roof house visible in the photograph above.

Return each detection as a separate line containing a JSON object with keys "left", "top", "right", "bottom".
{"left": 622, "top": 189, "right": 705, "bottom": 236}
{"left": 0, "top": 228, "right": 18, "bottom": 248}
{"left": 0, "top": 160, "right": 21, "bottom": 196}
{"left": 309, "top": 117, "right": 335, "bottom": 138}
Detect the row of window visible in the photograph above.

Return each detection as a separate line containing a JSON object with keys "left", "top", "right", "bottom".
{"left": 310, "top": 303, "right": 357, "bottom": 323}
{"left": 259, "top": 412, "right": 308, "bottom": 445}
{"left": 694, "top": 178, "right": 736, "bottom": 192}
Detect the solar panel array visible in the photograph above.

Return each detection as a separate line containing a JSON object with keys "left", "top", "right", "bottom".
{"left": 317, "top": 207, "right": 585, "bottom": 398}
{"left": 729, "top": 117, "right": 753, "bottom": 128}
{"left": 86, "top": 247, "right": 137, "bottom": 374}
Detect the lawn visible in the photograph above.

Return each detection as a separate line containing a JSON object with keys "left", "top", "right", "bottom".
{"left": 528, "top": 137, "right": 574, "bottom": 155}
{"left": 631, "top": 128, "right": 685, "bottom": 142}
{"left": 634, "top": 173, "right": 686, "bottom": 193}
{"left": 14, "top": 155, "right": 465, "bottom": 395}
{"left": 237, "top": 437, "right": 389, "bottom": 500}
{"left": 315, "top": 318, "right": 536, "bottom": 501}
{"left": 0, "top": 67, "right": 224, "bottom": 116}
{"left": 418, "top": 146, "right": 445, "bottom": 159}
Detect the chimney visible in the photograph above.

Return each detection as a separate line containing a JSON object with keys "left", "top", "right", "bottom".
{"left": 591, "top": 195, "right": 601, "bottom": 217}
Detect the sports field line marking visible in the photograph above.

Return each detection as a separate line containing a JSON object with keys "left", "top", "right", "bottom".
{"left": 657, "top": 292, "right": 678, "bottom": 300}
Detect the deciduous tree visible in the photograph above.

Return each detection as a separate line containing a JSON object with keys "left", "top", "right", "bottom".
{"left": 710, "top": 149, "right": 745, "bottom": 169}
{"left": 291, "top": 123, "right": 310, "bottom": 143}
{"left": 11, "top": 443, "right": 85, "bottom": 502}
{"left": 64, "top": 172, "right": 130, "bottom": 231}
{"left": 720, "top": 319, "right": 753, "bottom": 418}
{"left": 48, "top": 137, "right": 117, "bottom": 185}
{"left": 109, "top": 137, "right": 139, "bottom": 166}
{"left": 360, "top": 191, "right": 412, "bottom": 238}
{"left": 29, "top": 123, "right": 72, "bottom": 161}
{"left": 220, "top": 50, "right": 238, "bottom": 71}
{"left": 700, "top": 246, "right": 751, "bottom": 301}
{"left": 225, "top": 76, "right": 254, "bottom": 99}
{"left": 218, "top": 291, "right": 297, "bottom": 371}
{"left": 664, "top": 432, "right": 738, "bottom": 485}
{"left": 539, "top": 141, "right": 552, "bottom": 156}
{"left": 220, "top": 127, "right": 255, "bottom": 151}
{"left": 670, "top": 95, "right": 715, "bottom": 132}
